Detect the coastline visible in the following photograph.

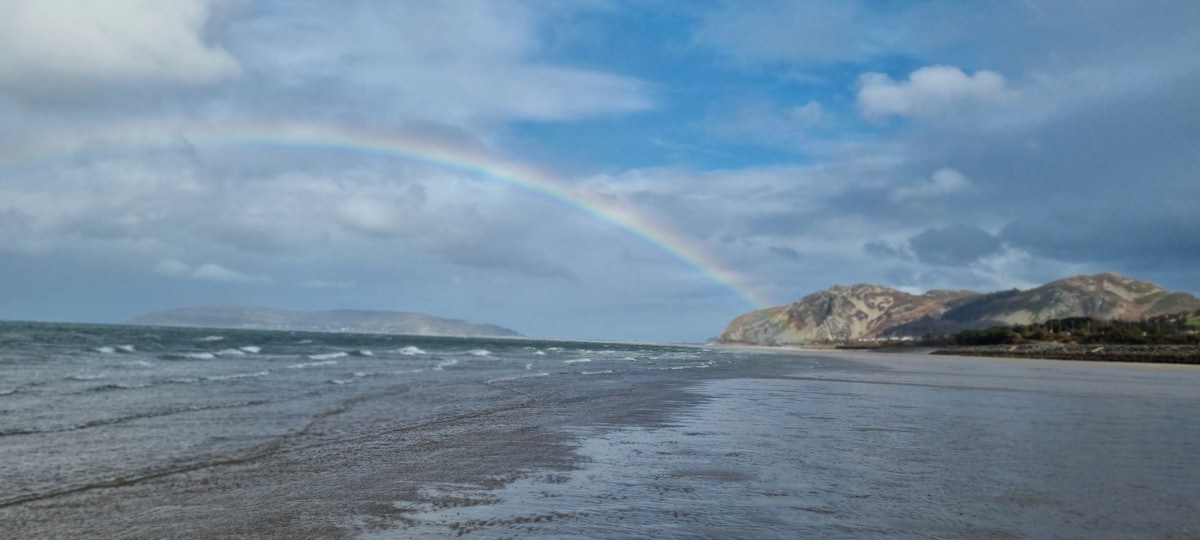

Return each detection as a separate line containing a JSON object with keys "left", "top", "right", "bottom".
{"left": 712, "top": 340, "right": 1200, "bottom": 366}
{"left": 930, "top": 343, "right": 1200, "bottom": 365}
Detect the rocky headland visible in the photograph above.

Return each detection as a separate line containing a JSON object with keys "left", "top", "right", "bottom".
{"left": 718, "top": 272, "right": 1200, "bottom": 347}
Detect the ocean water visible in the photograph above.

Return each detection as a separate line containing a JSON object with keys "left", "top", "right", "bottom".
{"left": 2, "top": 321, "right": 1198, "bottom": 538}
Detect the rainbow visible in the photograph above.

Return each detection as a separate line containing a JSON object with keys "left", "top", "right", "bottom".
{"left": 1, "top": 122, "right": 778, "bottom": 311}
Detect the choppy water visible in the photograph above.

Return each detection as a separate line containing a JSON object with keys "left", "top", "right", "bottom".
{"left": 2, "top": 322, "right": 1198, "bottom": 538}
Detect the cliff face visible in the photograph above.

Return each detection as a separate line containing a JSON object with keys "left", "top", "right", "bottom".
{"left": 718, "top": 273, "right": 1200, "bottom": 345}
{"left": 128, "top": 306, "right": 522, "bottom": 337}
{"left": 718, "top": 284, "right": 978, "bottom": 344}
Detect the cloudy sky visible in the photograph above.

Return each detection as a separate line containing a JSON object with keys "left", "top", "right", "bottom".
{"left": 1, "top": 0, "right": 1197, "bottom": 341}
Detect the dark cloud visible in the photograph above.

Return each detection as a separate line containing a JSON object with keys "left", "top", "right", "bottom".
{"left": 1001, "top": 209, "right": 1200, "bottom": 269}
{"left": 908, "top": 225, "right": 1002, "bottom": 266}
{"left": 863, "top": 240, "right": 911, "bottom": 261}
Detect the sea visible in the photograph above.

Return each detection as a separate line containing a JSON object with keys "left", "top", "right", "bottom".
{"left": 2, "top": 321, "right": 1198, "bottom": 539}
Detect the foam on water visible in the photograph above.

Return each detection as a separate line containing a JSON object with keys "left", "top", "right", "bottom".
{"left": 397, "top": 346, "right": 426, "bottom": 356}
{"left": 349, "top": 350, "right": 373, "bottom": 357}
{"left": 581, "top": 370, "right": 614, "bottom": 375}
{"left": 563, "top": 358, "right": 591, "bottom": 364}
{"left": 239, "top": 346, "right": 262, "bottom": 354}
{"left": 65, "top": 372, "right": 108, "bottom": 381}
{"left": 217, "top": 349, "right": 247, "bottom": 357}
{"left": 205, "top": 370, "right": 271, "bottom": 381}
{"left": 665, "top": 361, "right": 716, "bottom": 370}
{"left": 432, "top": 359, "right": 459, "bottom": 371}
{"left": 308, "top": 352, "right": 349, "bottom": 361}
{"left": 162, "top": 352, "right": 216, "bottom": 360}
{"left": 467, "top": 349, "right": 491, "bottom": 356}
{"left": 286, "top": 360, "right": 338, "bottom": 369}
{"left": 96, "top": 345, "right": 137, "bottom": 354}
{"left": 196, "top": 336, "right": 225, "bottom": 342}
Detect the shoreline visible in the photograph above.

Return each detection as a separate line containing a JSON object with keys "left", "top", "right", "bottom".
{"left": 931, "top": 343, "right": 1200, "bottom": 365}
{"left": 712, "top": 341, "right": 1200, "bottom": 366}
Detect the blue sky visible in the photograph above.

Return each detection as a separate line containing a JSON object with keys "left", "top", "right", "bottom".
{"left": 1, "top": 0, "right": 1198, "bottom": 341}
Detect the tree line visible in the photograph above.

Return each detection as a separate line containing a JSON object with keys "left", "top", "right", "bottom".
{"left": 926, "top": 310, "right": 1200, "bottom": 346}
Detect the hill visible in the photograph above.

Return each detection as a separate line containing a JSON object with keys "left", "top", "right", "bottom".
{"left": 717, "top": 273, "right": 1200, "bottom": 345}
{"left": 128, "top": 306, "right": 522, "bottom": 337}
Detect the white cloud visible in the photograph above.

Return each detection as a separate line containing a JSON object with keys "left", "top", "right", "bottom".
{"left": 226, "top": 1, "right": 650, "bottom": 127}
{"left": 0, "top": 0, "right": 240, "bottom": 94}
{"left": 857, "top": 66, "right": 1014, "bottom": 119}
{"left": 154, "top": 259, "right": 269, "bottom": 283}
{"left": 889, "top": 168, "right": 971, "bottom": 202}
{"left": 192, "top": 263, "right": 266, "bottom": 283}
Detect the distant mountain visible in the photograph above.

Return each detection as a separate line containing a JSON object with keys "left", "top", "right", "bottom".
{"left": 128, "top": 306, "right": 522, "bottom": 337}
{"left": 717, "top": 273, "right": 1200, "bottom": 345}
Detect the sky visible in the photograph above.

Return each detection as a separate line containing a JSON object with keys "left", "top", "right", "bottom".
{"left": 1, "top": 0, "right": 1198, "bottom": 342}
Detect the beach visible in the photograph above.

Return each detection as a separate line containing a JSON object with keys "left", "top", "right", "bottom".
{"left": 2, "top": 323, "right": 1199, "bottom": 538}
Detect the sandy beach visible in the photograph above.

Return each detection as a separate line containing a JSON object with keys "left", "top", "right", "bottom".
{"left": 4, "top": 328, "right": 1198, "bottom": 538}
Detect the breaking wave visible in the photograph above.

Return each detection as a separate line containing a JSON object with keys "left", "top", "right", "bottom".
{"left": 161, "top": 352, "right": 216, "bottom": 360}
{"left": 397, "top": 346, "right": 426, "bottom": 356}
{"left": 286, "top": 360, "right": 338, "bottom": 369}
{"left": 205, "top": 370, "right": 270, "bottom": 381}
{"left": 96, "top": 345, "right": 137, "bottom": 354}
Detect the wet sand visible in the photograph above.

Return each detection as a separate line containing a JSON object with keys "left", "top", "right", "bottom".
{"left": 4, "top": 349, "right": 1199, "bottom": 538}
